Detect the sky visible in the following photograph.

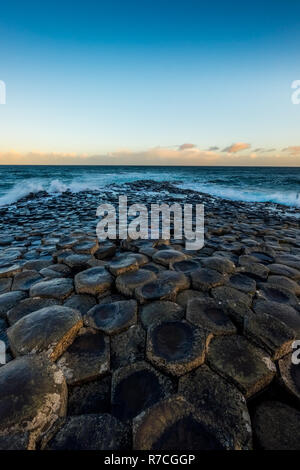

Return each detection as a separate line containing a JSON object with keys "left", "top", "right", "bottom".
{"left": 1, "top": 0, "right": 300, "bottom": 165}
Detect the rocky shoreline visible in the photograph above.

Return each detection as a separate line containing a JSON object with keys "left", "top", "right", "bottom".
{"left": 0, "top": 180, "right": 300, "bottom": 450}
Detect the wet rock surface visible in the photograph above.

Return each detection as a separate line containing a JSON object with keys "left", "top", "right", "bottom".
{"left": 1, "top": 180, "right": 300, "bottom": 449}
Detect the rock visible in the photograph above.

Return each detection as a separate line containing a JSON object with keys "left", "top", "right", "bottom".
{"left": 46, "top": 414, "right": 131, "bottom": 450}
{"left": 0, "top": 278, "right": 12, "bottom": 294}
{"left": 191, "top": 268, "right": 228, "bottom": 291}
{"left": 133, "top": 395, "right": 227, "bottom": 450}
{"left": 108, "top": 256, "right": 139, "bottom": 276}
{"left": 253, "top": 401, "right": 300, "bottom": 450}
{"left": 111, "top": 324, "right": 146, "bottom": 369}
{"left": 267, "top": 275, "right": 300, "bottom": 295}
{"left": 186, "top": 298, "right": 236, "bottom": 336}
{"left": 275, "top": 254, "right": 300, "bottom": 271}
{"left": 95, "top": 241, "right": 116, "bottom": 260}
{"left": 0, "top": 354, "right": 67, "bottom": 449}
{"left": 240, "top": 263, "right": 269, "bottom": 281}
{"left": 56, "top": 327, "right": 110, "bottom": 385}
{"left": 0, "top": 264, "right": 22, "bottom": 278}
{"left": 11, "top": 270, "right": 42, "bottom": 291}
{"left": 211, "top": 285, "right": 252, "bottom": 307}
{"left": 158, "top": 270, "right": 190, "bottom": 291}
{"left": 253, "top": 300, "right": 300, "bottom": 336}
{"left": 30, "top": 278, "right": 74, "bottom": 300}
{"left": 147, "top": 320, "right": 210, "bottom": 377}
{"left": 244, "top": 311, "right": 295, "bottom": 360}
{"left": 7, "top": 297, "right": 58, "bottom": 325}
{"left": 256, "top": 285, "right": 299, "bottom": 309}
{"left": 68, "top": 376, "right": 111, "bottom": 415}
{"left": 278, "top": 352, "right": 300, "bottom": 404}
{"left": 7, "top": 305, "right": 82, "bottom": 360}
{"left": 63, "top": 253, "right": 91, "bottom": 273}
{"left": 268, "top": 263, "right": 300, "bottom": 280}
{"left": 176, "top": 289, "right": 209, "bottom": 308}
{"left": 140, "top": 301, "right": 184, "bottom": 329}
{"left": 171, "top": 259, "right": 201, "bottom": 274}
{"left": 84, "top": 300, "right": 137, "bottom": 335}
{"left": 116, "top": 269, "right": 156, "bottom": 296}
{"left": 23, "top": 259, "right": 52, "bottom": 271}
{"left": 111, "top": 361, "right": 174, "bottom": 421}
{"left": 0, "top": 291, "right": 27, "bottom": 319}
{"left": 40, "top": 263, "right": 71, "bottom": 278}
{"left": 135, "top": 280, "right": 178, "bottom": 303}
{"left": 178, "top": 365, "right": 252, "bottom": 449}
{"left": 227, "top": 273, "right": 256, "bottom": 294}
{"left": 152, "top": 250, "right": 187, "bottom": 268}
{"left": 207, "top": 335, "right": 275, "bottom": 398}
{"left": 73, "top": 239, "right": 98, "bottom": 255}
{"left": 74, "top": 267, "right": 113, "bottom": 295}
{"left": 201, "top": 256, "right": 235, "bottom": 274}
{"left": 64, "top": 294, "right": 96, "bottom": 315}
{"left": 244, "top": 247, "right": 275, "bottom": 264}
{"left": 142, "top": 261, "right": 166, "bottom": 274}
{"left": 0, "top": 433, "right": 30, "bottom": 450}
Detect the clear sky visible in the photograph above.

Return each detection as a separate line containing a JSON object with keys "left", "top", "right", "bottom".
{"left": 1, "top": 0, "right": 300, "bottom": 165}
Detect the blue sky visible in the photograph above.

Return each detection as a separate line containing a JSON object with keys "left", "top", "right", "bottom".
{"left": 1, "top": 0, "right": 300, "bottom": 164}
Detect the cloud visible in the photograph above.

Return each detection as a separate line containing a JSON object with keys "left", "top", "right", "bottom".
{"left": 178, "top": 143, "right": 196, "bottom": 151}
{"left": 283, "top": 146, "right": 300, "bottom": 155}
{"left": 222, "top": 142, "right": 251, "bottom": 153}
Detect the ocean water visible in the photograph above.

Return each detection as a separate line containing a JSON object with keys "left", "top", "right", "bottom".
{"left": 0, "top": 165, "right": 300, "bottom": 208}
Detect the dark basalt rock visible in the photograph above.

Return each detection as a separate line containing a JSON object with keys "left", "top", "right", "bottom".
{"left": 84, "top": 300, "right": 137, "bottom": 335}
{"left": 256, "top": 285, "right": 299, "bottom": 308}
{"left": 244, "top": 311, "right": 295, "bottom": 360}
{"left": 135, "top": 279, "right": 178, "bottom": 303}
{"left": 56, "top": 327, "right": 110, "bottom": 385}
{"left": 0, "top": 354, "right": 67, "bottom": 449}
{"left": 253, "top": 401, "right": 300, "bottom": 450}
{"left": 30, "top": 277, "right": 74, "bottom": 300}
{"left": 12, "top": 270, "right": 42, "bottom": 291}
{"left": 186, "top": 298, "right": 236, "bottom": 336}
{"left": 74, "top": 267, "right": 113, "bottom": 295}
{"left": 0, "top": 433, "right": 30, "bottom": 450}
{"left": 178, "top": 365, "right": 252, "bottom": 449}
{"left": 157, "top": 270, "right": 190, "bottom": 291}
{"left": 171, "top": 259, "right": 201, "bottom": 274}
{"left": 133, "top": 395, "right": 227, "bottom": 450}
{"left": 152, "top": 249, "right": 187, "bottom": 268}
{"left": 7, "top": 297, "right": 58, "bottom": 325}
{"left": 68, "top": 376, "right": 111, "bottom": 415}
{"left": 64, "top": 294, "right": 96, "bottom": 316}
{"left": 275, "top": 254, "right": 300, "bottom": 271}
{"left": 94, "top": 241, "right": 116, "bottom": 260}
{"left": 116, "top": 269, "right": 156, "bottom": 296}
{"left": 23, "top": 259, "right": 53, "bottom": 271}
{"left": 176, "top": 289, "right": 210, "bottom": 308}
{"left": 147, "top": 320, "right": 210, "bottom": 376}
{"left": 63, "top": 253, "right": 91, "bottom": 273}
{"left": 111, "top": 324, "right": 146, "bottom": 369}
{"left": 46, "top": 414, "right": 131, "bottom": 450}
{"left": 111, "top": 361, "right": 174, "bottom": 422}
{"left": 253, "top": 299, "right": 300, "bottom": 336}
{"left": 239, "top": 262, "right": 269, "bottom": 281}
{"left": 40, "top": 263, "right": 71, "bottom": 279}
{"left": 191, "top": 268, "right": 228, "bottom": 291}
{"left": 140, "top": 300, "right": 184, "bottom": 329}
{"left": 207, "top": 335, "right": 276, "bottom": 398}
{"left": 278, "top": 352, "right": 300, "bottom": 404}
{"left": 266, "top": 275, "right": 300, "bottom": 295}
{"left": 201, "top": 256, "right": 235, "bottom": 274}
{"left": 268, "top": 263, "right": 300, "bottom": 280}
{"left": 7, "top": 305, "right": 83, "bottom": 360}
{"left": 227, "top": 273, "right": 256, "bottom": 294}
{"left": 211, "top": 285, "right": 252, "bottom": 308}
{"left": 0, "top": 264, "right": 22, "bottom": 278}
{"left": 108, "top": 256, "right": 139, "bottom": 276}
{"left": 72, "top": 239, "right": 98, "bottom": 255}
{"left": 0, "top": 291, "right": 27, "bottom": 319}
{"left": 0, "top": 278, "right": 12, "bottom": 294}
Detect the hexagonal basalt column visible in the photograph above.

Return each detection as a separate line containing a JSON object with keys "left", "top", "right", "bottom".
{"left": 186, "top": 298, "right": 236, "bottom": 336}
{"left": 135, "top": 280, "right": 178, "bottom": 304}
{"left": 146, "top": 320, "right": 210, "bottom": 376}
{"left": 84, "top": 300, "right": 137, "bottom": 335}
{"left": 278, "top": 352, "right": 300, "bottom": 404}
{"left": 152, "top": 249, "right": 187, "bottom": 268}
{"left": 133, "top": 395, "right": 227, "bottom": 450}
{"left": 116, "top": 269, "right": 156, "bottom": 296}
{"left": 207, "top": 335, "right": 276, "bottom": 398}
{"left": 111, "top": 361, "right": 175, "bottom": 422}
{"left": 74, "top": 267, "right": 113, "bottom": 296}
{"left": 56, "top": 327, "right": 110, "bottom": 385}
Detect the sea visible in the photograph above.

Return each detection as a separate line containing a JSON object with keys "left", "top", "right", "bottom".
{"left": 0, "top": 165, "right": 300, "bottom": 208}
